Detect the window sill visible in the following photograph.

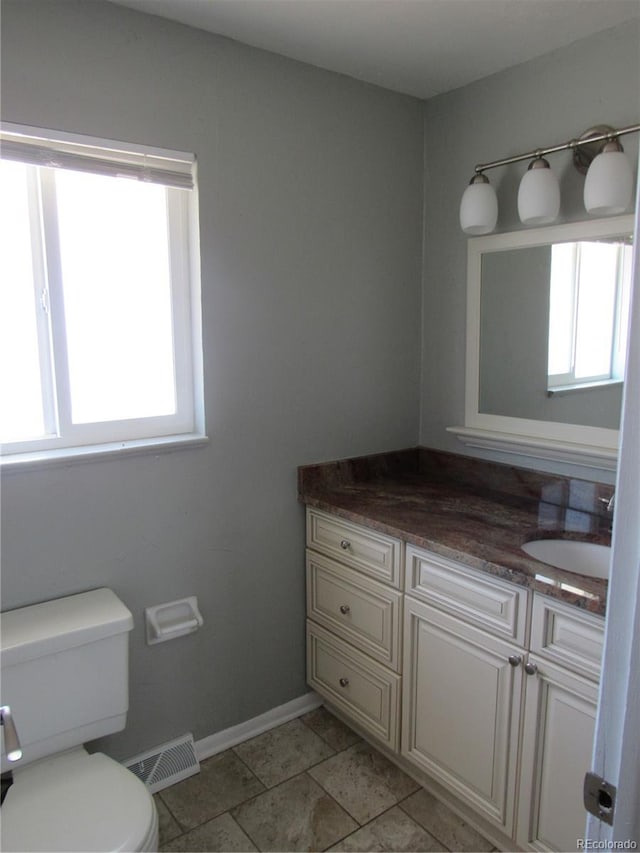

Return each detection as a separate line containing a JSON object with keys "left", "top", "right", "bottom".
{"left": 0, "top": 433, "right": 209, "bottom": 474}
{"left": 547, "top": 380, "right": 623, "bottom": 398}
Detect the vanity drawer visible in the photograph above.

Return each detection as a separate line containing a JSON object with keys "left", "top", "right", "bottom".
{"left": 530, "top": 594, "right": 604, "bottom": 681}
{"left": 405, "top": 545, "right": 528, "bottom": 645}
{"left": 307, "top": 621, "right": 401, "bottom": 750}
{"left": 306, "top": 509, "right": 402, "bottom": 588}
{"left": 306, "top": 551, "right": 402, "bottom": 671}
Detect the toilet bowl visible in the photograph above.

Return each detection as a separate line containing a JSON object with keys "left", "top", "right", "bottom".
{"left": 2, "top": 749, "right": 158, "bottom": 852}
{"left": 1, "top": 589, "right": 159, "bottom": 852}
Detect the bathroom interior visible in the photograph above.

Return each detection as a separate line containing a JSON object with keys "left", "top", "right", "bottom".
{"left": 1, "top": 1, "right": 640, "bottom": 851}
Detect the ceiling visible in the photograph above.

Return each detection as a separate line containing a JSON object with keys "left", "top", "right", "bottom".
{"left": 110, "top": 0, "right": 640, "bottom": 99}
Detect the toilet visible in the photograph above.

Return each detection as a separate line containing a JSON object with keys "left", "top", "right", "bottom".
{"left": 1, "top": 588, "right": 159, "bottom": 852}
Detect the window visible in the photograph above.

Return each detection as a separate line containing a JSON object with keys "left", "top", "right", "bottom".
{"left": 547, "top": 238, "right": 632, "bottom": 392}
{"left": 0, "top": 124, "right": 204, "bottom": 464}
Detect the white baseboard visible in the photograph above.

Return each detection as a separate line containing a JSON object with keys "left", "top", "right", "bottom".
{"left": 195, "top": 691, "right": 322, "bottom": 761}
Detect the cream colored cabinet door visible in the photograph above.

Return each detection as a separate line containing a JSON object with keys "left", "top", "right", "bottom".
{"left": 516, "top": 655, "right": 598, "bottom": 852}
{"left": 402, "top": 596, "right": 523, "bottom": 835}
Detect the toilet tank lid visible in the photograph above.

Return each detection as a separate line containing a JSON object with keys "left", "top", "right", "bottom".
{"left": 1, "top": 589, "right": 134, "bottom": 667}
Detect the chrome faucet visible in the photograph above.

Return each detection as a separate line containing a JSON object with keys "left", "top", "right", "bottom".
{"left": 598, "top": 492, "right": 615, "bottom": 533}
{"left": 599, "top": 493, "right": 615, "bottom": 514}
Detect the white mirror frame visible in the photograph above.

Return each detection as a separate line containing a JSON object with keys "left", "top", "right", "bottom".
{"left": 448, "top": 214, "right": 635, "bottom": 471}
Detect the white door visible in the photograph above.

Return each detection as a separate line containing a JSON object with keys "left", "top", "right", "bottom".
{"left": 402, "top": 597, "right": 523, "bottom": 834}
{"left": 587, "top": 163, "right": 640, "bottom": 842}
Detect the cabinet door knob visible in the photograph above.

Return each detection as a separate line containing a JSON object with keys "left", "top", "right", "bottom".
{"left": 339, "top": 604, "right": 351, "bottom": 615}
{"left": 340, "top": 539, "right": 351, "bottom": 550}
{"left": 339, "top": 677, "right": 349, "bottom": 687}
{"left": 508, "top": 654, "right": 522, "bottom": 667}
{"left": 524, "top": 662, "right": 539, "bottom": 676}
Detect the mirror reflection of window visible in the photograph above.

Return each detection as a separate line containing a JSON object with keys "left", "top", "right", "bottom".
{"left": 548, "top": 239, "right": 632, "bottom": 392}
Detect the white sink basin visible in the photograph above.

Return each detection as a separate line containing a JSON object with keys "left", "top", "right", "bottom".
{"left": 521, "top": 539, "right": 611, "bottom": 579}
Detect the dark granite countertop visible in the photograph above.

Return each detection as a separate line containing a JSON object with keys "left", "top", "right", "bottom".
{"left": 298, "top": 448, "right": 613, "bottom": 616}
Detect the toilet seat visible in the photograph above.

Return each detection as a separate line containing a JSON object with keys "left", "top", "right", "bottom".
{"left": 1, "top": 748, "right": 158, "bottom": 852}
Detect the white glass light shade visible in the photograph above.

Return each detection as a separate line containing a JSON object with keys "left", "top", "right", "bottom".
{"left": 517, "top": 159, "right": 560, "bottom": 225}
{"left": 584, "top": 145, "right": 633, "bottom": 216}
{"left": 459, "top": 177, "right": 498, "bottom": 235}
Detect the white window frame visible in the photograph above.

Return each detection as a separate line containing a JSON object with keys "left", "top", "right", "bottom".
{"left": 547, "top": 239, "right": 631, "bottom": 392}
{"left": 1, "top": 123, "right": 206, "bottom": 468}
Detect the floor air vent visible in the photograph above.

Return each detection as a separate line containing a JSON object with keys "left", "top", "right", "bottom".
{"left": 125, "top": 733, "right": 200, "bottom": 793}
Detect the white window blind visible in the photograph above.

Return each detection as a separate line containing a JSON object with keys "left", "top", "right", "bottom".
{"left": 0, "top": 126, "right": 194, "bottom": 189}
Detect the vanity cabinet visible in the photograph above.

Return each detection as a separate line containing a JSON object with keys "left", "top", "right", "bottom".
{"left": 402, "top": 595, "right": 523, "bottom": 833}
{"left": 516, "top": 595, "right": 603, "bottom": 852}
{"left": 305, "top": 509, "right": 403, "bottom": 749}
{"left": 402, "top": 545, "right": 604, "bottom": 851}
{"left": 402, "top": 545, "right": 528, "bottom": 835}
{"left": 304, "top": 509, "right": 605, "bottom": 851}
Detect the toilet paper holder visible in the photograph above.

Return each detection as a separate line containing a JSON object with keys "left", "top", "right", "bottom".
{"left": 145, "top": 596, "right": 204, "bottom": 645}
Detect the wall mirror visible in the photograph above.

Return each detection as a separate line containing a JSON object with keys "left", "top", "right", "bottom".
{"left": 448, "top": 214, "right": 635, "bottom": 471}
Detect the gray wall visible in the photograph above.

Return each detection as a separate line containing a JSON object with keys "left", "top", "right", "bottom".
{"left": 420, "top": 20, "right": 640, "bottom": 482}
{"left": 0, "top": 0, "right": 423, "bottom": 758}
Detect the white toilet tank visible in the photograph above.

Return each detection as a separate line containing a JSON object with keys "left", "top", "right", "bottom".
{"left": 1, "top": 588, "right": 134, "bottom": 772}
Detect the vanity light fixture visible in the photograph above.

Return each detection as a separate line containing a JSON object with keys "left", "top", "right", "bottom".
{"left": 459, "top": 172, "right": 498, "bottom": 234}
{"left": 460, "top": 122, "right": 640, "bottom": 234}
{"left": 517, "top": 156, "right": 560, "bottom": 225}
{"left": 584, "top": 138, "right": 633, "bottom": 216}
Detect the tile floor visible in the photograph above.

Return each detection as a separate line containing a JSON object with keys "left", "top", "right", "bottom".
{"left": 155, "top": 707, "right": 496, "bottom": 852}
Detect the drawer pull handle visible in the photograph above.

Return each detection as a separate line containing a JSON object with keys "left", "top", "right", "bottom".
{"left": 508, "top": 654, "right": 522, "bottom": 667}
{"left": 524, "top": 662, "right": 539, "bottom": 676}
{"left": 340, "top": 539, "right": 351, "bottom": 550}
{"left": 339, "top": 604, "right": 351, "bottom": 615}
{"left": 339, "top": 677, "right": 350, "bottom": 687}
